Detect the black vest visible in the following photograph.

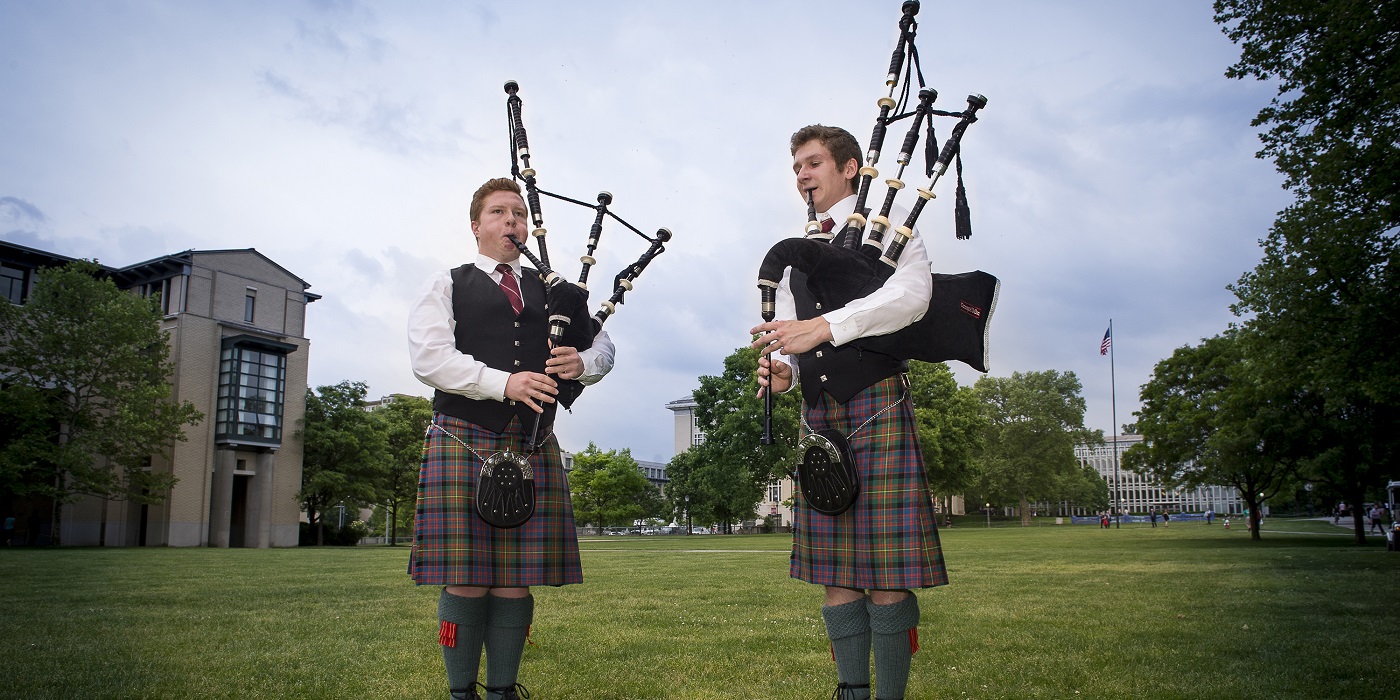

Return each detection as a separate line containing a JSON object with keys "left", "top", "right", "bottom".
{"left": 790, "top": 269, "right": 905, "bottom": 407}
{"left": 433, "top": 264, "right": 553, "bottom": 433}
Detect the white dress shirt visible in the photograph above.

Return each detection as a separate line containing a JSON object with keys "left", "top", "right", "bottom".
{"left": 772, "top": 193, "right": 932, "bottom": 383}
{"left": 408, "top": 254, "right": 616, "bottom": 401}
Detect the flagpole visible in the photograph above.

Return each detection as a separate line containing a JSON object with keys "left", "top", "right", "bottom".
{"left": 1110, "top": 319, "right": 1121, "bottom": 529}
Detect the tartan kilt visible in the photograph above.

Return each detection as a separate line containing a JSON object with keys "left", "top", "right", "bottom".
{"left": 791, "top": 375, "right": 948, "bottom": 590}
{"left": 408, "top": 412, "right": 583, "bottom": 587}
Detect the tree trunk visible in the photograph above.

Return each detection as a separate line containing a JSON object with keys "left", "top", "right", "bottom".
{"left": 99, "top": 496, "right": 109, "bottom": 547}
{"left": 1019, "top": 494, "right": 1032, "bottom": 527}
{"left": 1244, "top": 495, "right": 1262, "bottom": 541}
{"left": 1350, "top": 497, "right": 1368, "bottom": 546}
{"left": 51, "top": 472, "right": 64, "bottom": 546}
{"left": 389, "top": 500, "right": 399, "bottom": 546}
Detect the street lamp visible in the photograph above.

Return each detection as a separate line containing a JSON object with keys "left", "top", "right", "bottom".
{"left": 685, "top": 495, "right": 691, "bottom": 535}
{"left": 985, "top": 503, "right": 991, "bottom": 529}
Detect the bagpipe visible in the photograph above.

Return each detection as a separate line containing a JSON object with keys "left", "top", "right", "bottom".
{"left": 476, "top": 80, "right": 671, "bottom": 528}
{"left": 756, "top": 1, "right": 1000, "bottom": 514}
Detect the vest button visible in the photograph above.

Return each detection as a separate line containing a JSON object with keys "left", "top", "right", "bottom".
{"left": 816, "top": 303, "right": 823, "bottom": 309}
{"left": 514, "top": 321, "right": 521, "bottom": 328}
{"left": 820, "top": 374, "right": 828, "bottom": 382}
{"left": 815, "top": 350, "right": 823, "bottom": 358}
{"left": 513, "top": 360, "right": 521, "bottom": 366}
{"left": 514, "top": 341, "right": 520, "bottom": 346}
{"left": 509, "top": 400, "right": 516, "bottom": 406}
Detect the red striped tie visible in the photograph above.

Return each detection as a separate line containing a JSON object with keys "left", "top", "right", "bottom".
{"left": 820, "top": 216, "right": 835, "bottom": 233}
{"left": 496, "top": 263, "right": 523, "bottom": 315}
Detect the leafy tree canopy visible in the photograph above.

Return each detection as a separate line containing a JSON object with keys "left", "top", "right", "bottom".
{"left": 297, "top": 380, "right": 387, "bottom": 545}
{"left": 972, "top": 370, "right": 1102, "bottom": 525}
{"left": 569, "top": 442, "right": 654, "bottom": 533}
{"left": 0, "top": 261, "right": 202, "bottom": 544}
{"left": 369, "top": 394, "right": 432, "bottom": 544}
{"left": 1218, "top": 0, "right": 1400, "bottom": 541}
{"left": 907, "top": 360, "right": 987, "bottom": 500}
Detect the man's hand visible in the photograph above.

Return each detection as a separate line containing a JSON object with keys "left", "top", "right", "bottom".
{"left": 749, "top": 318, "right": 833, "bottom": 357}
{"left": 505, "top": 371, "right": 558, "bottom": 413}
{"left": 544, "top": 346, "right": 585, "bottom": 380}
{"left": 754, "top": 355, "right": 793, "bottom": 399}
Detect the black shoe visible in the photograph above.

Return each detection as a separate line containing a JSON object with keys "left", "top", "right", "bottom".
{"left": 485, "top": 683, "right": 531, "bottom": 700}
{"left": 831, "top": 682, "right": 870, "bottom": 700}
{"left": 449, "top": 683, "right": 484, "bottom": 700}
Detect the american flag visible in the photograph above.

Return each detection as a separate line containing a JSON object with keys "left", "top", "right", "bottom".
{"left": 1100, "top": 326, "right": 1112, "bottom": 355}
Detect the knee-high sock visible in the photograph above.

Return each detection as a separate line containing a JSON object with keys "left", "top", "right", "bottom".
{"left": 484, "top": 594, "right": 534, "bottom": 699}
{"left": 438, "top": 589, "right": 489, "bottom": 699}
{"left": 822, "top": 598, "right": 871, "bottom": 699}
{"left": 868, "top": 595, "right": 920, "bottom": 700}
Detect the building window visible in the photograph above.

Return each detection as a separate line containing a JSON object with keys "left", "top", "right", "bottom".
{"left": 216, "top": 336, "right": 295, "bottom": 446}
{"left": 769, "top": 482, "right": 782, "bottom": 503}
{"left": 244, "top": 289, "right": 257, "bottom": 323}
{"left": 2, "top": 264, "right": 26, "bottom": 304}
{"left": 137, "top": 277, "right": 177, "bottom": 314}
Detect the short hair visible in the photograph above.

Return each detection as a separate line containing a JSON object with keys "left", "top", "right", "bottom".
{"left": 790, "top": 125, "right": 862, "bottom": 194}
{"left": 469, "top": 178, "right": 524, "bottom": 223}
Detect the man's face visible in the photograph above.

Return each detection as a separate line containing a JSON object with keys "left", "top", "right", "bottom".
{"left": 471, "top": 190, "right": 528, "bottom": 263}
{"left": 792, "top": 139, "right": 857, "bottom": 214}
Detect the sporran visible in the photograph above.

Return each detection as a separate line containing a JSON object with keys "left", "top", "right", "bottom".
{"left": 796, "top": 429, "right": 860, "bottom": 516}
{"left": 475, "top": 451, "right": 536, "bottom": 529}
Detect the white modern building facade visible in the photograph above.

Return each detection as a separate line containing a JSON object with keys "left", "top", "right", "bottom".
{"left": 1076, "top": 434, "right": 1247, "bottom": 514}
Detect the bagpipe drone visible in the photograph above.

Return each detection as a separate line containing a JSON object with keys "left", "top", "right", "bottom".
{"left": 757, "top": 1, "right": 1000, "bottom": 515}
{"left": 475, "top": 81, "right": 672, "bottom": 529}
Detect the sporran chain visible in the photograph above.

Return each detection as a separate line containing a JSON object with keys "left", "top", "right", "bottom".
{"left": 799, "top": 376, "right": 910, "bottom": 443}
{"left": 428, "top": 423, "right": 554, "bottom": 463}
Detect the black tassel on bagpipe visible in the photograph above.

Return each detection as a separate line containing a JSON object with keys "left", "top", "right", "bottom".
{"left": 756, "top": 2, "right": 999, "bottom": 379}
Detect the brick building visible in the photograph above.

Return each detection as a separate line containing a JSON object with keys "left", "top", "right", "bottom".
{"left": 2, "top": 241, "right": 317, "bottom": 547}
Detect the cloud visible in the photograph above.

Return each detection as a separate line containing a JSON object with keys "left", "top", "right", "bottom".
{"left": 0, "top": 196, "right": 47, "bottom": 225}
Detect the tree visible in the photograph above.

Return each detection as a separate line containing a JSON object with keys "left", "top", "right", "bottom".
{"left": 688, "top": 346, "right": 801, "bottom": 533}
{"left": 0, "top": 260, "right": 203, "bottom": 545}
{"left": 1124, "top": 331, "right": 1300, "bottom": 540}
{"left": 972, "top": 370, "right": 1102, "bottom": 526}
{"left": 907, "top": 360, "right": 987, "bottom": 509}
{"left": 1218, "top": 0, "right": 1400, "bottom": 543}
{"left": 297, "top": 381, "right": 387, "bottom": 545}
{"left": 370, "top": 395, "right": 432, "bottom": 545}
{"left": 665, "top": 448, "right": 703, "bottom": 530}
{"left": 568, "top": 443, "right": 651, "bottom": 534}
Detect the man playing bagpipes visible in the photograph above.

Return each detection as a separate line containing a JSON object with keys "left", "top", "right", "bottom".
{"left": 751, "top": 126, "right": 946, "bottom": 700}
{"left": 407, "top": 178, "right": 616, "bottom": 700}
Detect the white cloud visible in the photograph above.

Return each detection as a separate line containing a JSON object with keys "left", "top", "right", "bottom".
{"left": 0, "top": 0, "right": 1290, "bottom": 457}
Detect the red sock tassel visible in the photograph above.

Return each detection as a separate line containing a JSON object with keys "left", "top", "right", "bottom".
{"left": 526, "top": 624, "right": 536, "bottom": 647}
{"left": 439, "top": 620, "right": 458, "bottom": 648}
{"left": 908, "top": 628, "right": 919, "bottom": 655}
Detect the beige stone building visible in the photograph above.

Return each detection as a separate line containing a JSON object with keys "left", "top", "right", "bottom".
{"left": 2, "top": 242, "right": 317, "bottom": 547}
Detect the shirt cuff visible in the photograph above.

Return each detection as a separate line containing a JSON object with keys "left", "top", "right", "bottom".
{"left": 480, "top": 368, "right": 511, "bottom": 402}
{"left": 823, "top": 311, "right": 859, "bottom": 347}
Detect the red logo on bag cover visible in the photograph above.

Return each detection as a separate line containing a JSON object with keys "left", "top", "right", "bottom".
{"left": 959, "top": 300, "right": 983, "bottom": 319}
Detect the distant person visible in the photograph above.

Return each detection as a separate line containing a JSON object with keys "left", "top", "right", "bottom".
{"left": 3, "top": 515, "right": 13, "bottom": 546}
{"left": 1223, "top": 517, "right": 1231, "bottom": 530}
{"left": 406, "top": 177, "right": 618, "bottom": 700}
{"left": 1150, "top": 510, "right": 1158, "bottom": 528}
{"left": 1370, "top": 504, "right": 1385, "bottom": 534}
{"left": 1205, "top": 509, "right": 1214, "bottom": 525}
{"left": 1100, "top": 512, "right": 1109, "bottom": 529}
{"left": 1162, "top": 511, "right": 1170, "bottom": 528}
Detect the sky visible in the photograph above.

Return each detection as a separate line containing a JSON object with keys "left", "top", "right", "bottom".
{"left": 0, "top": 0, "right": 1290, "bottom": 464}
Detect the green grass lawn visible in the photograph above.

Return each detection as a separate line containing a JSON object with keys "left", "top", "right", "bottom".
{"left": 1, "top": 519, "right": 1397, "bottom": 699}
